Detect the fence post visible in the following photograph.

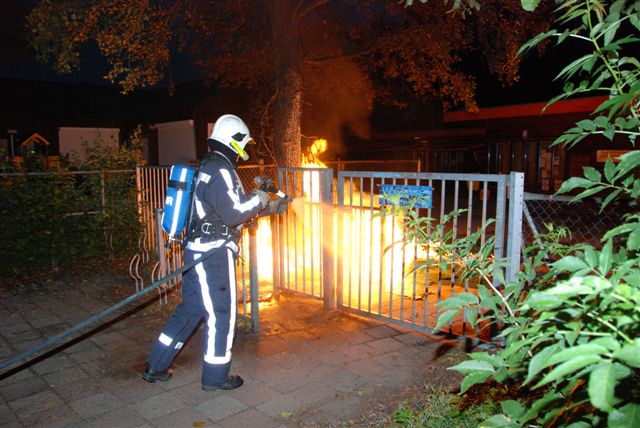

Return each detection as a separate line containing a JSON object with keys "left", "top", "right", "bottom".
{"left": 155, "top": 208, "right": 168, "bottom": 280}
{"left": 321, "top": 168, "right": 335, "bottom": 309}
{"left": 248, "top": 222, "right": 260, "bottom": 332}
{"left": 506, "top": 172, "right": 524, "bottom": 284}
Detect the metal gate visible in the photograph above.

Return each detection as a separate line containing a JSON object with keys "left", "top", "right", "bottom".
{"left": 273, "top": 169, "right": 524, "bottom": 341}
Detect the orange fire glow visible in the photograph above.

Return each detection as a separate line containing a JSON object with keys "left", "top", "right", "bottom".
{"left": 249, "top": 137, "right": 439, "bottom": 306}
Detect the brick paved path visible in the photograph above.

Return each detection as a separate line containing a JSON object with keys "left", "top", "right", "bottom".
{"left": 0, "top": 267, "right": 463, "bottom": 427}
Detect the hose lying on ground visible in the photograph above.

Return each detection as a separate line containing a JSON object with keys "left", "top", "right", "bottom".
{"left": 0, "top": 241, "right": 229, "bottom": 374}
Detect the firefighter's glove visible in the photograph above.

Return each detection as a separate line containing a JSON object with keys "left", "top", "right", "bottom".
{"left": 253, "top": 189, "right": 270, "bottom": 209}
{"left": 268, "top": 197, "right": 289, "bottom": 216}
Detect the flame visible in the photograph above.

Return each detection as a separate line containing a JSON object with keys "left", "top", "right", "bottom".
{"left": 251, "top": 137, "right": 442, "bottom": 310}
{"left": 302, "top": 138, "right": 328, "bottom": 167}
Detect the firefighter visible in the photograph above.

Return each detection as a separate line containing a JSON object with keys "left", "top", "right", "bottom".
{"left": 143, "top": 114, "right": 288, "bottom": 390}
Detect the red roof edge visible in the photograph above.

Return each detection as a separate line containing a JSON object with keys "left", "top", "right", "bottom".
{"left": 443, "top": 96, "right": 609, "bottom": 123}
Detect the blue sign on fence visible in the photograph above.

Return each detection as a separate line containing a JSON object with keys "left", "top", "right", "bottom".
{"left": 379, "top": 184, "right": 432, "bottom": 208}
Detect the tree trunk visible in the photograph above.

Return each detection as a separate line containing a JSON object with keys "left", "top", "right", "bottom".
{"left": 270, "top": 0, "right": 303, "bottom": 168}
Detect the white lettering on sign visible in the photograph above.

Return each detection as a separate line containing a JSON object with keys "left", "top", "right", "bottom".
{"left": 165, "top": 196, "right": 174, "bottom": 206}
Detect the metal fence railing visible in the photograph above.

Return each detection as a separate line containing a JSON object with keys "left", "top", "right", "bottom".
{"left": 333, "top": 171, "right": 522, "bottom": 342}
{"left": 133, "top": 164, "right": 272, "bottom": 327}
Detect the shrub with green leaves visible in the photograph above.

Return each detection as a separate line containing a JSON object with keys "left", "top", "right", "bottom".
{"left": 0, "top": 128, "right": 143, "bottom": 275}
{"left": 400, "top": 1, "right": 640, "bottom": 426}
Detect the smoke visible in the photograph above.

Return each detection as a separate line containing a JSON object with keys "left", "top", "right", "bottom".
{"left": 302, "top": 57, "right": 374, "bottom": 160}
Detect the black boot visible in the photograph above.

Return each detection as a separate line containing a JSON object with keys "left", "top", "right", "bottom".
{"left": 142, "top": 365, "right": 173, "bottom": 383}
{"left": 202, "top": 375, "right": 244, "bottom": 391}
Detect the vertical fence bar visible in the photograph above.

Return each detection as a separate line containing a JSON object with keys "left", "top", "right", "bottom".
{"left": 336, "top": 173, "right": 345, "bottom": 309}
{"left": 506, "top": 172, "right": 524, "bottom": 284}
{"left": 249, "top": 223, "right": 260, "bottom": 332}
{"left": 321, "top": 168, "right": 335, "bottom": 309}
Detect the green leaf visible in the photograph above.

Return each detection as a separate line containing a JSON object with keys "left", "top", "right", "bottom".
{"left": 460, "top": 370, "right": 491, "bottom": 394}
{"left": 521, "top": 391, "right": 563, "bottom": 423}
{"left": 608, "top": 403, "right": 640, "bottom": 428}
{"left": 433, "top": 309, "right": 458, "bottom": 332}
{"left": 557, "top": 177, "right": 595, "bottom": 194}
{"left": 583, "top": 166, "right": 602, "bottom": 182}
{"left": 501, "top": 400, "right": 525, "bottom": 420}
{"left": 603, "top": 126, "right": 616, "bottom": 140}
{"left": 525, "top": 344, "right": 558, "bottom": 385}
{"left": 599, "top": 239, "right": 613, "bottom": 275}
{"left": 591, "top": 337, "right": 621, "bottom": 352}
{"left": 574, "top": 185, "right": 607, "bottom": 201}
{"left": 480, "top": 414, "right": 518, "bottom": 427}
{"left": 552, "top": 256, "right": 589, "bottom": 272}
{"left": 589, "top": 363, "right": 631, "bottom": 412}
{"left": 613, "top": 343, "right": 640, "bottom": 368}
{"left": 534, "top": 354, "right": 603, "bottom": 389}
{"left": 628, "top": 228, "right": 640, "bottom": 250}
{"left": 520, "top": 0, "right": 540, "bottom": 12}
{"left": 523, "top": 291, "right": 562, "bottom": 311}
{"left": 449, "top": 359, "right": 496, "bottom": 375}
{"left": 545, "top": 343, "right": 609, "bottom": 367}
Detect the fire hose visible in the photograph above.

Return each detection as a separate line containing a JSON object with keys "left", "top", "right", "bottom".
{"left": 0, "top": 177, "right": 289, "bottom": 375}
{"left": 0, "top": 241, "right": 230, "bottom": 374}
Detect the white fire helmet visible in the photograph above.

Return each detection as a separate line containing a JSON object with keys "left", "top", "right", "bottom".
{"left": 208, "top": 114, "right": 254, "bottom": 161}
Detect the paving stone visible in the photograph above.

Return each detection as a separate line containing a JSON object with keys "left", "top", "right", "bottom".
{"left": 131, "top": 391, "right": 186, "bottom": 420}
{"left": 257, "top": 366, "right": 314, "bottom": 394}
{"left": 306, "top": 394, "right": 367, "bottom": 425}
{"left": 26, "top": 312, "right": 60, "bottom": 326}
{"left": 148, "top": 406, "right": 211, "bottom": 428}
{"left": 367, "top": 336, "right": 407, "bottom": 353}
{"left": 373, "top": 350, "right": 417, "bottom": 370}
{"left": 69, "top": 391, "right": 125, "bottom": 419}
{"left": 344, "top": 358, "right": 385, "bottom": 377}
{"left": 318, "top": 367, "right": 369, "bottom": 394}
{"left": 216, "top": 407, "right": 281, "bottom": 428}
{"left": 68, "top": 347, "right": 106, "bottom": 364}
{"left": 19, "top": 403, "right": 82, "bottom": 428}
{"left": 363, "top": 325, "right": 401, "bottom": 339}
{"left": 0, "top": 368, "right": 36, "bottom": 386}
{"left": 340, "top": 343, "right": 381, "bottom": 361}
{"left": 0, "top": 321, "right": 32, "bottom": 335}
{"left": 394, "top": 332, "right": 433, "bottom": 345}
{"left": 168, "top": 381, "right": 223, "bottom": 407}
{"left": 91, "top": 331, "right": 129, "bottom": 346}
{"left": 290, "top": 381, "right": 337, "bottom": 406}
{"left": 42, "top": 365, "right": 88, "bottom": 387}
{"left": 228, "top": 378, "right": 281, "bottom": 407}
{"left": 8, "top": 390, "right": 63, "bottom": 417}
{"left": 61, "top": 338, "right": 101, "bottom": 354}
{"left": 0, "top": 403, "right": 18, "bottom": 425}
{"left": 316, "top": 349, "right": 353, "bottom": 365}
{"left": 87, "top": 404, "right": 148, "bottom": 428}
{"left": 195, "top": 394, "right": 248, "bottom": 422}
{"left": 105, "top": 376, "right": 166, "bottom": 404}
{"left": 5, "top": 329, "right": 42, "bottom": 343}
{"left": 31, "top": 354, "right": 77, "bottom": 376}
{"left": 256, "top": 393, "right": 304, "bottom": 419}
{"left": 50, "top": 376, "right": 105, "bottom": 403}
{"left": 267, "top": 350, "right": 308, "bottom": 368}
{"left": 0, "top": 375, "right": 48, "bottom": 402}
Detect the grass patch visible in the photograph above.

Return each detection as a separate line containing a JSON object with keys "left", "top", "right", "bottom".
{"left": 391, "top": 386, "right": 496, "bottom": 428}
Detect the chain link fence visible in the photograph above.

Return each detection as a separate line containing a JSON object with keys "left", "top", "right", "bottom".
{"left": 522, "top": 192, "right": 633, "bottom": 249}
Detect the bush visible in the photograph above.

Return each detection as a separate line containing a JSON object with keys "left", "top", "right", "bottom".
{"left": 399, "top": 1, "right": 640, "bottom": 426}
{"left": 0, "top": 128, "right": 144, "bottom": 275}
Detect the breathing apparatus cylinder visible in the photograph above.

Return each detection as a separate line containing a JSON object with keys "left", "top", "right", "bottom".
{"left": 161, "top": 164, "right": 197, "bottom": 242}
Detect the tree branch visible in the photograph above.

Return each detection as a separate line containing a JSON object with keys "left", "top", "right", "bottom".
{"left": 294, "top": 0, "right": 333, "bottom": 22}
{"left": 304, "top": 46, "right": 375, "bottom": 65}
